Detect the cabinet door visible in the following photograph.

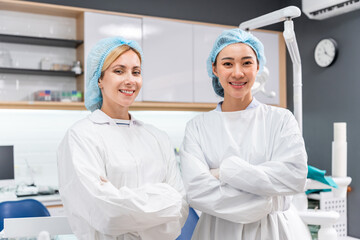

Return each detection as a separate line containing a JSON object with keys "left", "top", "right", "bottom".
{"left": 84, "top": 12, "right": 143, "bottom": 101}
{"left": 251, "top": 31, "right": 281, "bottom": 106}
{"left": 142, "top": 18, "right": 193, "bottom": 102}
{"left": 193, "top": 24, "right": 227, "bottom": 103}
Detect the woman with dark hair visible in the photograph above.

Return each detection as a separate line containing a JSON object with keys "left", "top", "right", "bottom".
{"left": 180, "top": 29, "right": 310, "bottom": 240}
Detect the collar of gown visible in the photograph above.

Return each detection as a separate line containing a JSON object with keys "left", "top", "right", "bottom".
{"left": 215, "top": 97, "right": 261, "bottom": 112}
{"left": 88, "top": 109, "right": 143, "bottom": 127}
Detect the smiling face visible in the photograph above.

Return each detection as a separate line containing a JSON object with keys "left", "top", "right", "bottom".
{"left": 98, "top": 49, "right": 142, "bottom": 116}
{"left": 213, "top": 43, "right": 259, "bottom": 105}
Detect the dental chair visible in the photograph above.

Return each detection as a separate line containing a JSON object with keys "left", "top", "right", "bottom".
{"left": 177, "top": 207, "right": 199, "bottom": 240}
{"left": 0, "top": 199, "right": 50, "bottom": 232}
{"left": 0, "top": 199, "right": 73, "bottom": 239}
{"left": 294, "top": 177, "right": 352, "bottom": 240}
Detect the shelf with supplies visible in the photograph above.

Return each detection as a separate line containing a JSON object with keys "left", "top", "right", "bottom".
{"left": 0, "top": 33, "right": 83, "bottom": 48}
{"left": 0, "top": 0, "right": 85, "bottom": 109}
{"left": 0, "top": 67, "right": 82, "bottom": 77}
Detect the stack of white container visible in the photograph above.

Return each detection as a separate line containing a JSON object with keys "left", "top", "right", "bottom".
{"left": 307, "top": 122, "right": 352, "bottom": 239}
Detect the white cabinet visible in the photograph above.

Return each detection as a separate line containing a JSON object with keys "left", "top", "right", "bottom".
{"left": 83, "top": 13, "right": 284, "bottom": 106}
{"left": 142, "top": 18, "right": 193, "bottom": 102}
{"left": 193, "top": 24, "right": 226, "bottom": 103}
{"left": 84, "top": 12, "right": 143, "bottom": 101}
{"left": 251, "top": 31, "right": 281, "bottom": 106}
{"left": 83, "top": 14, "right": 284, "bottom": 106}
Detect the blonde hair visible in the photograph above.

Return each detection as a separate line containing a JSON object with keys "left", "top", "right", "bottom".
{"left": 100, "top": 45, "right": 142, "bottom": 79}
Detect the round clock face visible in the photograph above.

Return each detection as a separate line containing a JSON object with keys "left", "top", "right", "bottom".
{"left": 314, "top": 38, "right": 338, "bottom": 67}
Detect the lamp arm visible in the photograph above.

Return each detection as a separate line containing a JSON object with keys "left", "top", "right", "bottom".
{"left": 239, "top": 6, "right": 301, "bottom": 30}
{"left": 283, "top": 20, "right": 303, "bottom": 134}
{"left": 239, "top": 6, "right": 303, "bottom": 133}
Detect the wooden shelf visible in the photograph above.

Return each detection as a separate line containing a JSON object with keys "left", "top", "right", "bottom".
{"left": 130, "top": 101, "right": 217, "bottom": 112}
{"left": 0, "top": 101, "right": 86, "bottom": 110}
{"left": 0, "top": 101, "right": 217, "bottom": 111}
{"left": 0, "top": 67, "right": 81, "bottom": 77}
{"left": 0, "top": 33, "right": 83, "bottom": 48}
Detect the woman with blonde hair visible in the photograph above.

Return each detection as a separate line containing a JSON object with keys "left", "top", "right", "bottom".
{"left": 58, "top": 37, "right": 188, "bottom": 240}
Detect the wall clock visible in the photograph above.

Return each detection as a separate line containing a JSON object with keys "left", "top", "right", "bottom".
{"left": 314, "top": 38, "right": 338, "bottom": 67}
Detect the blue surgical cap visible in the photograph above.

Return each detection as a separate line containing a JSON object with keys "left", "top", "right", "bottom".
{"left": 85, "top": 37, "right": 143, "bottom": 112}
{"left": 207, "top": 28, "right": 266, "bottom": 97}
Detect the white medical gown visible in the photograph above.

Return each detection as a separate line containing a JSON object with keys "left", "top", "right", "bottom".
{"left": 57, "top": 110, "right": 188, "bottom": 240}
{"left": 180, "top": 102, "right": 311, "bottom": 240}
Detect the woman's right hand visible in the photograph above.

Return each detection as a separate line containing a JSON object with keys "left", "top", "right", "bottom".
{"left": 210, "top": 168, "right": 220, "bottom": 179}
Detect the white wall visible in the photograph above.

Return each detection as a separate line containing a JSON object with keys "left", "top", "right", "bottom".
{"left": 131, "top": 111, "right": 201, "bottom": 147}
{"left": 0, "top": 109, "right": 200, "bottom": 187}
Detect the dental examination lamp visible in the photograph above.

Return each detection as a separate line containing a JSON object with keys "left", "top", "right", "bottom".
{"left": 240, "top": 6, "right": 303, "bottom": 133}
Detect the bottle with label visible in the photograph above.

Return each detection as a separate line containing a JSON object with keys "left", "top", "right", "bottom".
{"left": 71, "top": 61, "right": 82, "bottom": 74}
